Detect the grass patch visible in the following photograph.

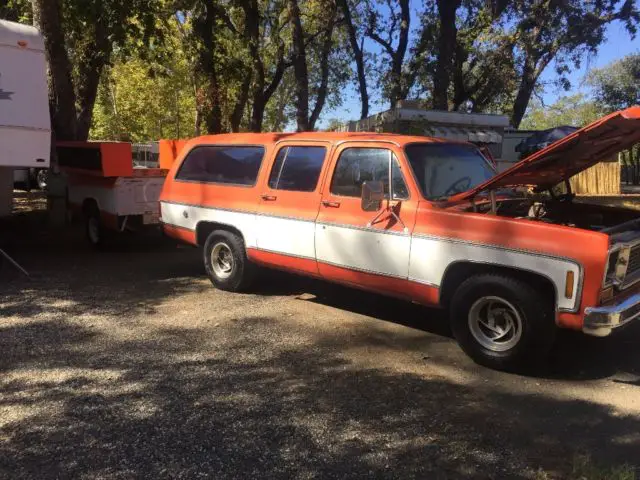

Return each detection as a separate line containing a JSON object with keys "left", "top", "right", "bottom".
{"left": 571, "top": 455, "right": 635, "bottom": 480}
{"left": 535, "top": 455, "right": 636, "bottom": 480}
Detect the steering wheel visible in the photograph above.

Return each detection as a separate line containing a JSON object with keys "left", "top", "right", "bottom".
{"left": 443, "top": 177, "right": 471, "bottom": 197}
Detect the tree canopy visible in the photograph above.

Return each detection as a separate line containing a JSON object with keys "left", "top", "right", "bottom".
{"left": 9, "top": 0, "right": 640, "bottom": 139}
{"left": 589, "top": 53, "right": 640, "bottom": 111}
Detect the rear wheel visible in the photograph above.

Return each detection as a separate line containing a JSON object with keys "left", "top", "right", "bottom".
{"left": 203, "top": 230, "right": 255, "bottom": 292}
{"left": 449, "top": 274, "right": 556, "bottom": 371}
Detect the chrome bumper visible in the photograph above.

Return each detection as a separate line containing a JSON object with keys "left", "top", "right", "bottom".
{"left": 583, "top": 293, "right": 640, "bottom": 337}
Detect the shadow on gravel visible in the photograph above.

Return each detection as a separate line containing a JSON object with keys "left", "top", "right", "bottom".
{"left": 253, "top": 269, "right": 452, "bottom": 338}
{"left": 1, "top": 230, "right": 206, "bottom": 319}
{"left": 0, "top": 317, "right": 639, "bottom": 479}
{"left": 254, "top": 270, "right": 640, "bottom": 383}
{"left": 2, "top": 208, "right": 640, "bottom": 477}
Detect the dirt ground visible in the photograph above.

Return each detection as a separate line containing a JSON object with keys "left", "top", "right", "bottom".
{"left": 1, "top": 193, "right": 640, "bottom": 479}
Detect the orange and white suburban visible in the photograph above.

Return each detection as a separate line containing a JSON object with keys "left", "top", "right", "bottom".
{"left": 160, "top": 107, "right": 640, "bottom": 370}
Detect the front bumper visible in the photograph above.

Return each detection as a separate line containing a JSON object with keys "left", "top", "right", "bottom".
{"left": 583, "top": 292, "right": 640, "bottom": 337}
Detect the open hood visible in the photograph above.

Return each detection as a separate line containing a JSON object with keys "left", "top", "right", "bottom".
{"left": 453, "top": 106, "right": 640, "bottom": 200}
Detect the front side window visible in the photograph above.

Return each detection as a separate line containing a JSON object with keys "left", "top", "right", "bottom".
{"left": 330, "top": 148, "right": 409, "bottom": 199}
{"left": 176, "top": 145, "right": 265, "bottom": 185}
{"left": 268, "top": 146, "right": 327, "bottom": 192}
{"left": 405, "top": 143, "right": 496, "bottom": 200}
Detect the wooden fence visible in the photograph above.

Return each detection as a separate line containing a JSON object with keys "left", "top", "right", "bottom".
{"left": 570, "top": 157, "right": 620, "bottom": 195}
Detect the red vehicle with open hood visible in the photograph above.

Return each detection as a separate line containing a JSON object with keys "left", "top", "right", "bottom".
{"left": 160, "top": 107, "right": 640, "bottom": 371}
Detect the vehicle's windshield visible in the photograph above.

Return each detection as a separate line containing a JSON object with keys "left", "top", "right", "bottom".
{"left": 405, "top": 143, "right": 496, "bottom": 200}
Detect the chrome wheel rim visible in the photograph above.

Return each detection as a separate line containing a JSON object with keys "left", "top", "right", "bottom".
{"left": 37, "top": 170, "right": 47, "bottom": 189}
{"left": 468, "top": 296, "right": 523, "bottom": 352}
{"left": 211, "top": 242, "right": 234, "bottom": 279}
{"left": 88, "top": 217, "right": 100, "bottom": 244}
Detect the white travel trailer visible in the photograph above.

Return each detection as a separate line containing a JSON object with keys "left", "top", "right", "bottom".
{"left": 0, "top": 19, "right": 50, "bottom": 216}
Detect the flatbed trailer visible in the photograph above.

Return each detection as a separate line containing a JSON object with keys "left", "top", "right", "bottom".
{"left": 58, "top": 141, "right": 167, "bottom": 246}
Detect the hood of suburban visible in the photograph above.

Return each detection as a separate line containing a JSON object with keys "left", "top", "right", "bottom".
{"left": 452, "top": 106, "right": 640, "bottom": 200}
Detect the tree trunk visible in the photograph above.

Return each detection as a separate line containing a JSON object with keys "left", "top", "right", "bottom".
{"left": 250, "top": 67, "right": 285, "bottom": 133}
{"left": 451, "top": 43, "right": 468, "bottom": 111}
{"left": 337, "top": 0, "right": 369, "bottom": 119}
{"left": 194, "top": 106, "right": 203, "bottom": 137}
{"left": 31, "top": 0, "right": 78, "bottom": 140}
{"left": 241, "top": 0, "right": 266, "bottom": 133}
{"left": 511, "top": 54, "right": 547, "bottom": 128}
{"left": 433, "top": 0, "right": 461, "bottom": 110}
{"left": 255, "top": 47, "right": 287, "bottom": 132}
{"left": 389, "top": 0, "right": 410, "bottom": 108}
{"left": 309, "top": 1, "right": 337, "bottom": 130}
{"left": 231, "top": 71, "right": 252, "bottom": 132}
{"left": 289, "top": 0, "right": 310, "bottom": 131}
{"left": 75, "top": 22, "right": 111, "bottom": 140}
{"left": 194, "top": 2, "right": 222, "bottom": 134}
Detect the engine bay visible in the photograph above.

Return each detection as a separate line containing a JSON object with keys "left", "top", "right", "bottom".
{"left": 469, "top": 195, "right": 640, "bottom": 233}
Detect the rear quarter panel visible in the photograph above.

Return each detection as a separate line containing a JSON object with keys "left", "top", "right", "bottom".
{"left": 160, "top": 140, "right": 275, "bottom": 247}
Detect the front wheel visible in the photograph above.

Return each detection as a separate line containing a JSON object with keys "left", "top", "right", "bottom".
{"left": 449, "top": 274, "right": 556, "bottom": 371}
{"left": 203, "top": 230, "right": 255, "bottom": 292}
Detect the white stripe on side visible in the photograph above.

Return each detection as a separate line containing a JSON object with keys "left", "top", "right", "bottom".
{"left": 161, "top": 201, "right": 582, "bottom": 311}
{"left": 160, "top": 202, "right": 259, "bottom": 248}
{"left": 408, "top": 236, "right": 581, "bottom": 311}
{"left": 256, "top": 215, "right": 316, "bottom": 259}
{"left": 316, "top": 223, "right": 410, "bottom": 279}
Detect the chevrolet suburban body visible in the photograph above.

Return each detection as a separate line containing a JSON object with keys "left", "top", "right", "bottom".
{"left": 160, "top": 107, "right": 640, "bottom": 370}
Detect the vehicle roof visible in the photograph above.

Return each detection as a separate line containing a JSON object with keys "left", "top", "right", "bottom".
{"left": 187, "top": 131, "right": 456, "bottom": 147}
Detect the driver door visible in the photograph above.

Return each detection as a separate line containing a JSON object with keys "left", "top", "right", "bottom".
{"left": 315, "top": 143, "right": 419, "bottom": 298}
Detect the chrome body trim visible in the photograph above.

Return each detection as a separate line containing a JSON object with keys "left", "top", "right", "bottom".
{"left": 319, "top": 259, "right": 407, "bottom": 281}
{"left": 603, "top": 237, "right": 640, "bottom": 290}
{"left": 584, "top": 292, "right": 640, "bottom": 337}
{"left": 317, "top": 221, "right": 410, "bottom": 237}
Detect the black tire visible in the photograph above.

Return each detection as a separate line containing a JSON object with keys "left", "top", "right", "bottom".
{"left": 203, "top": 230, "right": 255, "bottom": 292}
{"left": 85, "top": 204, "right": 106, "bottom": 248}
{"left": 449, "top": 274, "right": 556, "bottom": 372}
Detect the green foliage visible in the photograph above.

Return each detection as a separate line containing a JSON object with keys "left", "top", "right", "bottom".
{"left": 91, "top": 17, "right": 196, "bottom": 141}
{"left": 589, "top": 53, "right": 640, "bottom": 112}
{"left": 0, "top": 0, "right": 32, "bottom": 22}
{"left": 23, "top": 0, "right": 640, "bottom": 138}
{"left": 520, "top": 94, "right": 603, "bottom": 130}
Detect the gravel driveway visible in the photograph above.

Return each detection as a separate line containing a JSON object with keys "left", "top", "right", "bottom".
{"left": 1, "top": 214, "right": 639, "bottom": 479}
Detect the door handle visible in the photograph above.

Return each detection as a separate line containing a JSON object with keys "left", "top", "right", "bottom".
{"left": 261, "top": 194, "right": 277, "bottom": 201}
{"left": 321, "top": 200, "right": 341, "bottom": 208}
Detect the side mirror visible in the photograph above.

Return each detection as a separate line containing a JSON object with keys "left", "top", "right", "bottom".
{"left": 361, "top": 180, "right": 384, "bottom": 212}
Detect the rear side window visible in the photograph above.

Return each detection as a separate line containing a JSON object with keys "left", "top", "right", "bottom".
{"left": 175, "top": 145, "right": 265, "bottom": 185}
{"left": 268, "top": 146, "right": 327, "bottom": 192}
{"left": 330, "top": 148, "right": 409, "bottom": 199}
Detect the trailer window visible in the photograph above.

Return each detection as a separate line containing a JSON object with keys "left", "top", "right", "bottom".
{"left": 268, "top": 146, "right": 327, "bottom": 192}
{"left": 176, "top": 145, "right": 265, "bottom": 186}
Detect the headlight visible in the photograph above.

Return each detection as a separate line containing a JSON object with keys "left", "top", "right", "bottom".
{"left": 605, "top": 247, "right": 631, "bottom": 287}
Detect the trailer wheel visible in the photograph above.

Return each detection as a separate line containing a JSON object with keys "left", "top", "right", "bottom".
{"left": 36, "top": 169, "right": 48, "bottom": 190}
{"left": 85, "top": 205, "right": 105, "bottom": 248}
